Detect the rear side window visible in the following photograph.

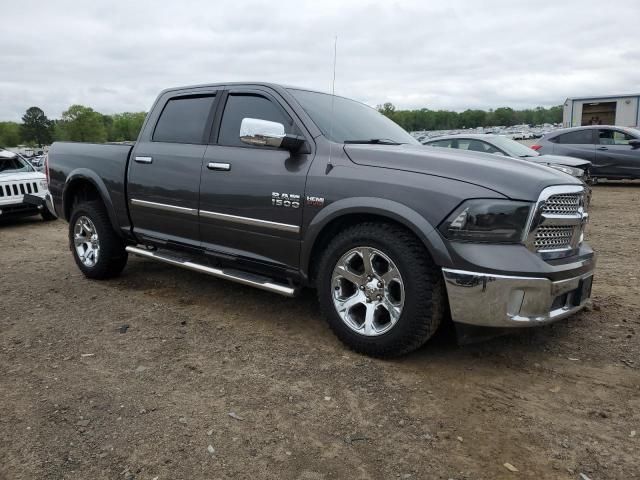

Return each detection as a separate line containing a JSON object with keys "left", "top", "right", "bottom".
{"left": 554, "top": 130, "right": 594, "bottom": 145}
{"left": 218, "top": 94, "right": 292, "bottom": 147}
{"left": 428, "top": 139, "right": 452, "bottom": 148}
{"left": 153, "top": 95, "right": 215, "bottom": 144}
{"left": 457, "top": 139, "right": 497, "bottom": 153}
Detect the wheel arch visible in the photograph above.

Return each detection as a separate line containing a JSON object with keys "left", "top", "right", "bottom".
{"left": 302, "top": 197, "right": 452, "bottom": 283}
{"left": 62, "top": 169, "right": 121, "bottom": 236}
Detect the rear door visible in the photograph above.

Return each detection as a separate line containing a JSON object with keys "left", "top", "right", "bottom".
{"left": 596, "top": 128, "right": 640, "bottom": 179}
{"left": 199, "top": 87, "right": 314, "bottom": 269}
{"left": 550, "top": 129, "right": 596, "bottom": 164}
{"left": 128, "top": 89, "right": 220, "bottom": 247}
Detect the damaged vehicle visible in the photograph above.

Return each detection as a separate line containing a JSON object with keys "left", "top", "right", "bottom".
{"left": 0, "top": 148, "right": 56, "bottom": 221}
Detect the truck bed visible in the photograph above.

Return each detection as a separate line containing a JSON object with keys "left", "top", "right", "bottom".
{"left": 47, "top": 142, "right": 134, "bottom": 233}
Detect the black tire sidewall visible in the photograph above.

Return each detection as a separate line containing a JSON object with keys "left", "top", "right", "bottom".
{"left": 68, "top": 201, "right": 126, "bottom": 278}
{"left": 317, "top": 224, "right": 442, "bottom": 356}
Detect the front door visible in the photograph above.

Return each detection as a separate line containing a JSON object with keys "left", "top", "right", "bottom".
{"left": 128, "top": 91, "right": 219, "bottom": 247}
{"left": 199, "top": 89, "right": 314, "bottom": 269}
{"left": 596, "top": 128, "right": 640, "bottom": 179}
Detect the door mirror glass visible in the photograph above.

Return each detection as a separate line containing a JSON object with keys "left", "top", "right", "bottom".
{"left": 240, "top": 118, "right": 286, "bottom": 148}
{"left": 629, "top": 139, "right": 640, "bottom": 149}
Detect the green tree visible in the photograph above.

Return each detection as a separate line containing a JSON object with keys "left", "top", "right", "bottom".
{"left": 0, "top": 122, "right": 22, "bottom": 147}
{"left": 377, "top": 102, "right": 396, "bottom": 117}
{"left": 57, "top": 105, "right": 107, "bottom": 142}
{"left": 21, "top": 107, "right": 53, "bottom": 147}
{"left": 108, "top": 112, "right": 147, "bottom": 141}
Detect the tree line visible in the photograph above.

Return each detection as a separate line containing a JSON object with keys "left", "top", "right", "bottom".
{"left": 0, "top": 101, "right": 564, "bottom": 148}
{"left": 376, "top": 103, "right": 563, "bottom": 131}
{"left": 0, "top": 106, "right": 146, "bottom": 148}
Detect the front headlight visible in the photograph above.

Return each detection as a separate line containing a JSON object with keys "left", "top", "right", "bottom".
{"left": 39, "top": 179, "right": 48, "bottom": 190}
{"left": 439, "top": 199, "right": 532, "bottom": 243}
{"left": 548, "top": 164, "right": 582, "bottom": 178}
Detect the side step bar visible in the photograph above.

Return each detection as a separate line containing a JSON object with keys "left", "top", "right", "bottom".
{"left": 125, "top": 246, "right": 297, "bottom": 297}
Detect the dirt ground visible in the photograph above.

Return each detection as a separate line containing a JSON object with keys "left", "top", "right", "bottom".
{"left": 1, "top": 184, "right": 639, "bottom": 480}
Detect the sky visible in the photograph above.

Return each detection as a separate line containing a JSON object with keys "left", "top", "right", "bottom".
{"left": 1, "top": 0, "right": 639, "bottom": 121}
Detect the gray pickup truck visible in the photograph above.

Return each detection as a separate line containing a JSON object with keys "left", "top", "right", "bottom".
{"left": 47, "top": 82, "right": 595, "bottom": 357}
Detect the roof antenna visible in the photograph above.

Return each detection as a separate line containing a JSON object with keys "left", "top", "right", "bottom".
{"left": 326, "top": 35, "right": 337, "bottom": 175}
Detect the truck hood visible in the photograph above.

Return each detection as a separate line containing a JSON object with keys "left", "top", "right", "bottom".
{"left": 344, "top": 144, "right": 581, "bottom": 201}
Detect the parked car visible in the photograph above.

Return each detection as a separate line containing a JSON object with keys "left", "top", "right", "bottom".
{"left": 47, "top": 82, "right": 595, "bottom": 357}
{"left": 532, "top": 125, "right": 640, "bottom": 180}
{"left": 0, "top": 149, "right": 57, "bottom": 220}
{"left": 422, "top": 134, "right": 591, "bottom": 180}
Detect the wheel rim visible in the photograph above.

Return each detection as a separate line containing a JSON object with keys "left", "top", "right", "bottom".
{"left": 331, "top": 246, "right": 405, "bottom": 337}
{"left": 73, "top": 216, "right": 100, "bottom": 267}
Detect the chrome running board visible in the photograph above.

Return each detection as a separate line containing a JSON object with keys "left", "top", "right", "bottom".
{"left": 125, "top": 246, "right": 297, "bottom": 297}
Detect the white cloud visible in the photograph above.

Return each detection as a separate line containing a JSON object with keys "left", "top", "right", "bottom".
{"left": 1, "top": 0, "right": 638, "bottom": 120}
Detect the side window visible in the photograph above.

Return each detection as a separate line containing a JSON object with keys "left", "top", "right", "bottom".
{"left": 218, "top": 94, "right": 292, "bottom": 147}
{"left": 480, "top": 142, "right": 501, "bottom": 154}
{"left": 428, "top": 139, "right": 452, "bottom": 148}
{"left": 599, "top": 129, "right": 634, "bottom": 145}
{"left": 466, "top": 140, "right": 491, "bottom": 153}
{"left": 556, "top": 130, "right": 594, "bottom": 145}
{"left": 153, "top": 95, "right": 216, "bottom": 144}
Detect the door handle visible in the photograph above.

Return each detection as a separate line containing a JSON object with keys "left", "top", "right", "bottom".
{"left": 597, "top": 146, "right": 608, "bottom": 151}
{"left": 135, "top": 156, "right": 153, "bottom": 164}
{"left": 207, "top": 162, "right": 231, "bottom": 171}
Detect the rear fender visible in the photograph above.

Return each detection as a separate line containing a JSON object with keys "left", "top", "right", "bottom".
{"left": 62, "top": 168, "right": 121, "bottom": 236}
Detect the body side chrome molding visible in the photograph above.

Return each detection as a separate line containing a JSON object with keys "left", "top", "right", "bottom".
{"left": 199, "top": 209, "right": 300, "bottom": 233}
{"left": 125, "top": 246, "right": 296, "bottom": 297}
{"left": 130, "top": 198, "right": 198, "bottom": 216}
{"left": 130, "top": 199, "right": 300, "bottom": 233}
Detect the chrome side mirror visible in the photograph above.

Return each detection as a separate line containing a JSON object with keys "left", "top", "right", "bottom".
{"left": 240, "top": 118, "right": 286, "bottom": 148}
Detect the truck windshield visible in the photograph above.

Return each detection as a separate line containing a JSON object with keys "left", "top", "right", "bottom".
{"left": 288, "top": 89, "right": 419, "bottom": 145}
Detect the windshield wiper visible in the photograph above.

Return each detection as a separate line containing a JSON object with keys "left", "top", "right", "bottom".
{"left": 344, "top": 138, "right": 403, "bottom": 145}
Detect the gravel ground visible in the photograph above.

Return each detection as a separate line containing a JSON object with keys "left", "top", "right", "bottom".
{"left": 1, "top": 184, "right": 639, "bottom": 480}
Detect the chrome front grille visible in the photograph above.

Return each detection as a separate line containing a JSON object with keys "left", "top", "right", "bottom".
{"left": 527, "top": 186, "right": 588, "bottom": 257}
{"left": 534, "top": 225, "right": 575, "bottom": 250}
{"left": 542, "top": 194, "right": 581, "bottom": 215}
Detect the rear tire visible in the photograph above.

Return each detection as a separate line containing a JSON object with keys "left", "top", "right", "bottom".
{"left": 69, "top": 200, "right": 127, "bottom": 279}
{"left": 316, "top": 222, "right": 444, "bottom": 358}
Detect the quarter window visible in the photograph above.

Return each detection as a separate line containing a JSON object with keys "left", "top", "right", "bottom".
{"left": 555, "top": 130, "right": 594, "bottom": 145}
{"left": 153, "top": 95, "right": 216, "bottom": 144}
{"left": 218, "top": 94, "right": 292, "bottom": 147}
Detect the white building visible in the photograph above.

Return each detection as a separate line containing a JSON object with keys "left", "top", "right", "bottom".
{"left": 562, "top": 94, "right": 640, "bottom": 128}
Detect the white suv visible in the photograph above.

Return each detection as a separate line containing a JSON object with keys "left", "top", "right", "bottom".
{"left": 0, "top": 149, "right": 56, "bottom": 221}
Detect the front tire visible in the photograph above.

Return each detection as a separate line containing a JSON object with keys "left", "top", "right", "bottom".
{"left": 316, "top": 222, "right": 444, "bottom": 358}
{"left": 69, "top": 200, "right": 127, "bottom": 279}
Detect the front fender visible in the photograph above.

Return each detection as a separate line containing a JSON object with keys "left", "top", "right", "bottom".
{"left": 62, "top": 168, "right": 121, "bottom": 236}
{"left": 301, "top": 196, "right": 453, "bottom": 277}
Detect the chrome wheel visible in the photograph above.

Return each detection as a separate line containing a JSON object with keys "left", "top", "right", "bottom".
{"left": 331, "top": 247, "right": 405, "bottom": 336}
{"left": 73, "top": 216, "right": 100, "bottom": 267}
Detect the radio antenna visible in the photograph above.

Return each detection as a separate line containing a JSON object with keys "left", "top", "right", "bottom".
{"left": 327, "top": 35, "right": 337, "bottom": 174}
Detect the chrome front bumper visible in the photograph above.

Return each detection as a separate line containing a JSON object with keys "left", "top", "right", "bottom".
{"left": 442, "top": 267, "right": 594, "bottom": 328}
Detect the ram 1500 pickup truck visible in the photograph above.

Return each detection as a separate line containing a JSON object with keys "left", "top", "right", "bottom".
{"left": 47, "top": 83, "right": 595, "bottom": 357}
